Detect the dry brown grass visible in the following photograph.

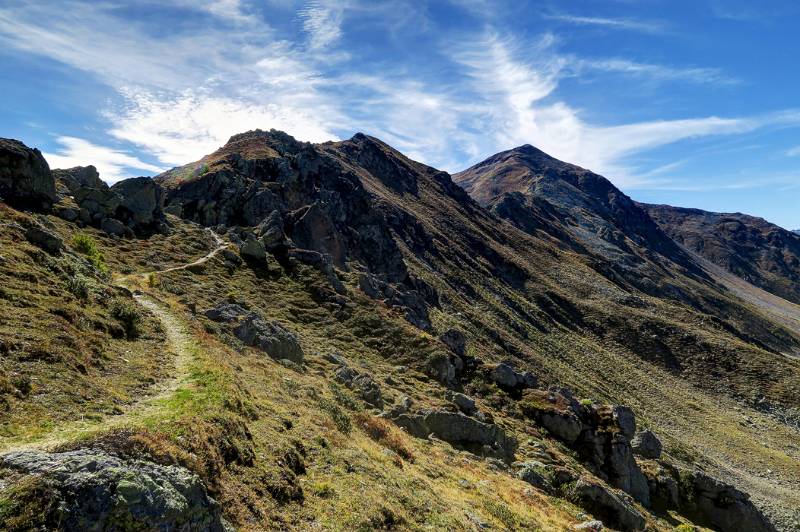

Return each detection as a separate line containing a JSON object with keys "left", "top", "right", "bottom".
{"left": 354, "top": 412, "right": 415, "bottom": 462}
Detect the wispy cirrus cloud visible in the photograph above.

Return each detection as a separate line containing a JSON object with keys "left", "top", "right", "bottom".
{"left": 299, "top": 0, "right": 346, "bottom": 49}
{"left": 576, "top": 58, "right": 739, "bottom": 86}
{"left": 543, "top": 13, "right": 665, "bottom": 33}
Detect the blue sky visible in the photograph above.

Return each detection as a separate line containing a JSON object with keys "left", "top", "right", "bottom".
{"left": 1, "top": 0, "right": 798, "bottom": 229}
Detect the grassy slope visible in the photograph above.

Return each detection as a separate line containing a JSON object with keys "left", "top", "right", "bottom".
{"left": 322, "top": 138, "right": 800, "bottom": 524}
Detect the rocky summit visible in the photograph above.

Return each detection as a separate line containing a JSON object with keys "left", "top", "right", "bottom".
{"left": 1, "top": 130, "right": 799, "bottom": 531}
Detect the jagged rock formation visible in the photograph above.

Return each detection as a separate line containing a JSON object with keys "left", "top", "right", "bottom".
{"left": 644, "top": 204, "right": 800, "bottom": 305}
{"left": 0, "top": 138, "right": 56, "bottom": 209}
{"left": 157, "top": 129, "right": 437, "bottom": 330}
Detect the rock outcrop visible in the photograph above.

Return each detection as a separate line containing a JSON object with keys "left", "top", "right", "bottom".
{"left": 0, "top": 449, "right": 228, "bottom": 531}
{"left": 204, "top": 303, "right": 303, "bottom": 363}
{"left": 0, "top": 138, "right": 56, "bottom": 209}
{"left": 393, "top": 409, "right": 517, "bottom": 460}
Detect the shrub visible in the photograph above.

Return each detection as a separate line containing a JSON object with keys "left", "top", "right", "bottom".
{"left": 319, "top": 398, "right": 351, "bottom": 433}
{"left": 66, "top": 274, "right": 90, "bottom": 300}
{"left": 71, "top": 233, "right": 108, "bottom": 276}
{"left": 110, "top": 298, "right": 143, "bottom": 339}
{"left": 354, "top": 413, "right": 414, "bottom": 461}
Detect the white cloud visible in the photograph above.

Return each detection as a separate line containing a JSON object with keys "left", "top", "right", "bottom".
{"left": 577, "top": 58, "right": 738, "bottom": 85}
{"left": 543, "top": 14, "right": 664, "bottom": 33}
{"left": 452, "top": 32, "right": 782, "bottom": 185}
{"left": 43, "top": 137, "right": 163, "bottom": 183}
{"left": 299, "top": 1, "right": 345, "bottom": 49}
{"left": 108, "top": 88, "right": 340, "bottom": 167}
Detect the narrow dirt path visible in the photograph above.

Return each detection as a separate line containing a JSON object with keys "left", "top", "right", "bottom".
{"left": 0, "top": 230, "right": 228, "bottom": 453}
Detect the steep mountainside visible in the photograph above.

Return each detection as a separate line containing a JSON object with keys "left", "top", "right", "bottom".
{"left": 644, "top": 204, "right": 800, "bottom": 306}
{"left": 2, "top": 132, "right": 800, "bottom": 530}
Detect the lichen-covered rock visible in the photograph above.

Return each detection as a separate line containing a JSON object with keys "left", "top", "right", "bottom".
{"left": 426, "top": 352, "right": 457, "bottom": 386}
{"left": 568, "top": 478, "right": 646, "bottom": 532}
{"left": 0, "top": 449, "right": 228, "bottom": 531}
{"left": 257, "top": 209, "right": 288, "bottom": 250}
{"left": 631, "top": 429, "right": 662, "bottom": 459}
{"left": 240, "top": 233, "right": 267, "bottom": 261}
{"left": 24, "top": 225, "right": 63, "bottom": 254}
{"left": 393, "top": 410, "right": 517, "bottom": 460}
{"left": 446, "top": 390, "right": 476, "bottom": 416}
{"left": 0, "top": 138, "right": 56, "bottom": 209}
{"left": 204, "top": 303, "right": 303, "bottom": 363}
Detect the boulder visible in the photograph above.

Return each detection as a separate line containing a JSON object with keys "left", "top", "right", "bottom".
{"left": 682, "top": 469, "right": 775, "bottom": 532}
{"left": 352, "top": 373, "right": 383, "bottom": 409}
{"left": 539, "top": 410, "right": 584, "bottom": 445}
{"left": 204, "top": 303, "right": 303, "bottom": 364}
{"left": 440, "top": 328, "right": 466, "bottom": 356}
{"left": 257, "top": 209, "right": 288, "bottom": 249}
{"left": 426, "top": 352, "right": 456, "bottom": 386}
{"left": 204, "top": 303, "right": 248, "bottom": 322}
{"left": 74, "top": 186, "right": 121, "bottom": 221}
{"left": 111, "top": 176, "right": 164, "bottom": 227}
{"left": 0, "top": 449, "right": 227, "bottom": 531}
{"left": 101, "top": 217, "right": 127, "bottom": 237}
{"left": 572, "top": 520, "right": 604, "bottom": 530}
{"left": 233, "top": 315, "right": 303, "bottom": 364}
{"left": 393, "top": 410, "right": 517, "bottom": 460}
{"left": 53, "top": 165, "right": 104, "bottom": 193}
{"left": 516, "top": 460, "right": 552, "bottom": 491}
{"left": 631, "top": 430, "right": 662, "bottom": 459}
{"left": 240, "top": 233, "right": 267, "bottom": 262}
{"left": 569, "top": 478, "right": 646, "bottom": 532}
{"left": 24, "top": 225, "right": 63, "bottom": 254}
{"left": 491, "top": 362, "right": 537, "bottom": 390}
{"left": 446, "top": 390, "right": 477, "bottom": 416}
{"left": 221, "top": 248, "right": 242, "bottom": 266}
{"left": 0, "top": 138, "right": 56, "bottom": 209}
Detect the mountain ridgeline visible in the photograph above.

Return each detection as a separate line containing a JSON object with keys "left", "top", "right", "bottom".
{"left": 1, "top": 130, "right": 800, "bottom": 531}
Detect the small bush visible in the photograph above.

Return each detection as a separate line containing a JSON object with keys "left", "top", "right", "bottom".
{"left": 147, "top": 273, "right": 159, "bottom": 288}
{"left": 110, "top": 298, "right": 143, "bottom": 339}
{"left": 311, "top": 482, "right": 334, "bottom": 498}
{"left": 354, "top": 413, "right": 414, "bottom": 461}
{"left": 71, "top": 233, "right": 98, "bottom": 255}
{"left": 482, "top": 499, "right": 521, "bottom": 530}
{"left": 67, "top": 274, "right": 90, "bottom": 300}
{"left": 71, "top": 233, "right": 108, "bottom": 276}
{"left": 319, "top": 398, "right": 351, "bottom": 433}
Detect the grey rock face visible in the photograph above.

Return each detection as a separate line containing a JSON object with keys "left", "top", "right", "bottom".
{"left": 53, "top": 165, "right": 104, "bottom": 193}
{"left": 25, "top": 225, "right": 63, "bottom": 254}
{"left": 681, "top": 469, "right": 775, "bottom": 532}
{"left": 257, "top": 209, "right": 288, "bottom": 249}
{"left": 239, "top": 233, "right": 267, "bottom": 262}
{"left": 204, "top": 303, "right": 303, "bottom": 363}
{"left": 612, "top": 406, "right": 636, "bottom": 440}
{"left": 491, "top": 362, "right": 537, "bottom": 389}
{"left": 393, "top": 410, "right": 517, "bottom": 460}
{"left": 569, "top": 478, "right": 646, "bottom": 532}
{"left": 0, "top": 138, "right": 56, "bottom": 209}
{"left": 101, "top": 217, "right": 127, "bottom": 237}
{"left": 332, "top": 360, "right": 383, "bottom": 409}
{"left": 233, "top": 315, "right": 303, "bottom": 364}
{"left": 539, "top": 411, "right": 584, "bottom": 445}
{"left": 111, "top": 177, "right": 165, "bottom": 227}
{"left": 572, "top": 520, "right": 604, "bottom": 530}
{"left": 631, "top": 429, "right": 662, "bottom": 459}
{"left": 446, "top": 390, "right": 477, "bottom": 416}
{"left": 0, "top": 449, "right": 227, "bottom": 531}
{"left": 440, "top": 328, "right": 466, "bottom": 356}
{"left": 516, "top": 460, "right": 551, "bottom": 491}
{"left": 74, "top": 186, "right": 121, "bottom": 221}
{"left": 426, "top": 353, "right": 457, "bottom": 386}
